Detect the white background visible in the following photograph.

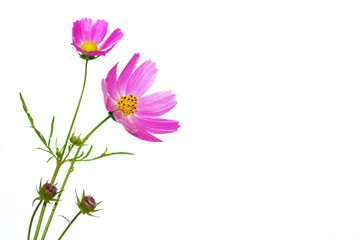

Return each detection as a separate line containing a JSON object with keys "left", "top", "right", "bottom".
{"left": 1, "top": 0, "right": 360, "bottom": 239}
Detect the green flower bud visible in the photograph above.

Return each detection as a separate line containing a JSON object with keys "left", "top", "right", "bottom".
{"left": 70, "top": 135, "right": 83, "bottom": 146}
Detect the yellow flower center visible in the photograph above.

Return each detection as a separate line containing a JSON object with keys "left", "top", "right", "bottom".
{"left": 117, "top": 94, "right": 138, "bottom": 116}
{"left": 81, "top": 42, "right": 98, "bottom": 52}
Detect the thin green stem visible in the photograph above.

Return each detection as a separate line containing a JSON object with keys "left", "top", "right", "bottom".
{"left": 58, "top": 211, "right": 81, "bottom": 240}
{"left": 82, "top": 116, "right": 111, "bottom": 142}
{"left": 31, "top": 162, "right": 61, "bottom": 240}
{"left": 60, "top": 59, "right": 89, "bottom": 160}
{"left": 28, "top": 200, "right": 43, "bottom": 240}
{"left": 63, "top": 145, "right": 74, "bottom": 162}
{"left": 41, "top": 115, "right": 110, "bottom": 240}
{"left": 33, "top": 202, "right": 47, "bottom": 240}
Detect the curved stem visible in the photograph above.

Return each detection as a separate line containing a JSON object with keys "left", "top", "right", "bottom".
{"left": 58, "top": 211, "right": 81, "bottom": 240}
{"left": 28, "top": 200, "right": 43, "bottom": 240}
{"left": 60, "top": 59, "right": 89, "bottom": 160}
{"left": 33, "top": 202, "right": 47, "bottom": 240}
{"left": 41, "top": 115, "right": 110, "bottom": 240}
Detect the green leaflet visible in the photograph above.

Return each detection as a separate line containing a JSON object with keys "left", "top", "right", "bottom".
{"left": 48, "top": 116, "right": 55, "bottom": 147}
{"left": 67, "top": 146, "right": 133, "bottom": 162}
{"left": 20, "top": 92, "right": 56, "bottom": 158}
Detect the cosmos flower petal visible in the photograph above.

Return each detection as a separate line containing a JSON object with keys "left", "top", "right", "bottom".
{"left": 99, "top": 28, "right": 124, "bottom": 51}
{"left": 72, "top": 43, "right": 87, "bottom": 55}
{"left": 113, "top": 111, "right": 138, "bottom": 133}
{"left": 72, "top": 20, "right": 83, "bottom": 46}
{"left": 105, "top": 63, "right": 120, "bottom": 100}
{"left": 90, "top": 19, "right": 108, "bottom": 44}
{"left": 117, "top": 53, "right": 140, "bottom": 96}
{"left": 101, "top": 78, "right": 118, "bottom": 112}
{"left": 125, "top": 60, "right": 158, "bottom": 97}
{"left": 135, "top": 116, "right": 180, "bottom": 134}
{"left": 128, "top": 127, "right": 163, "bottom": 142}
{"left": 137, "top": 91, "right": 177, "bottom": 117}
{"left": 79, "top": 18, "right": 93, "bottom": 42}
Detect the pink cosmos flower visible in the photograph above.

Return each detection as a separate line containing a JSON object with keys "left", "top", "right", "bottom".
{"left": 72, "top": 18, "right": 124, "bottom": 57}
{"left": 101, "top": 53, "right": 179, "bottom": 142}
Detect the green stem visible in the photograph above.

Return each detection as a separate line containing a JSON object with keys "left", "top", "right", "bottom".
{"left": 60, "top": 59, "right": 89, "bottom": 160}
{"left": 31, "top": 162, "right": 61, "bottom": 240}
{"left": 51, "top": 162, "right": 61, "bottom": 184}
{"left": 28, "top": 200, "right": 43, "bottom": 240}
{"left": 33, "top": 202, "right": 47, "bottom": 240}
{"left": 41, "top": 115, "right": 110, "bottom": 240}
{"left": 58, "top": 211, "right": 81, "bottom": 240}
{"left": 63, "top": 145, "right": 74, "bottom": 161}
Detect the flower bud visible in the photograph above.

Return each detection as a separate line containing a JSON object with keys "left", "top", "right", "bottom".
{"left": 82, "top": 195, "right": 97, "bottom": 211}
{"left": 70, "top": 135, "right": 83, "bottom": 146}
{"left": 76, "top": 190, "right": 102, "bottom": 216}
{"left": 39, "top": 183, "right": 58, "bottom": 202}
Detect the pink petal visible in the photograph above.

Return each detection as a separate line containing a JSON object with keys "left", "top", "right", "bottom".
{"left": 99, "top": 28, "right": 124, "bottom": 51}
{"left": 90, "top": 19, "right": 108, "bottom": 44}
{"left": 125, "top": 60, "right": 158, "bottom": 97}
{"left": 79, "top": 18, "right": 93, "bottom": 42}
{"left": 128, "top": 127, "right": 162, "bottom": 142}
{"left": 72, "top": 20, "right": 83, "bottom": 46}
{"left": 113, "top": 111, "right": 162, "bottom": 142}
{"left": 137, "top": 91, "right": 177, "bottom": 117}
{"left": 134, "top": 116, "right": 180, "bottom": 134}
{"left": 105, "top": 63, "right": 120, "bottom": 101}
{"left": 113, "top": 111, "right": 138, "bottom": 134}
{"left": 117, "top": 53, "right": 140, "bottom": 96}
{"left": 101, "top": 78, "right": 118, "bottom": 112}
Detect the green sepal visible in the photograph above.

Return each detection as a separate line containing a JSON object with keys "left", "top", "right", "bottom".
{"left": 108, "top": 111, "right": 116, "bottom": 122}
{"left": 78, "top": 52, "right": 99, "bottom": 61}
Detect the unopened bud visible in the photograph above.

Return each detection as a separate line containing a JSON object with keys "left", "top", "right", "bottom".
{"left": 76, "top": 190, "right": 102, "bottom": 216}
{"left": 70, "top": 135, "right": 83, "bottom": 146}
{"left": 82, "top": 195, "right": 97, "bottom": 211}
{"left": 40, "top": 183, "right": 57, "bottom": 202}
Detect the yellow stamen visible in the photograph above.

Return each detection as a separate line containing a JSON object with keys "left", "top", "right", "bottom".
{"left": 81, "top": 42, "right": 98, "bottom": 52}
{"left": 117, "top": 94, "right": 138, "bottom": 116}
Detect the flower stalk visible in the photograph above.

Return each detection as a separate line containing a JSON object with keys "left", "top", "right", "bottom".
{"left": 57, "top": 211, "right": 81, "bottom": 240}
{"left": 60, "top": 59, "right": 89, "bottom": 160}
{"left": 27, "top": 200, "right": 43, "bottom": 240}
